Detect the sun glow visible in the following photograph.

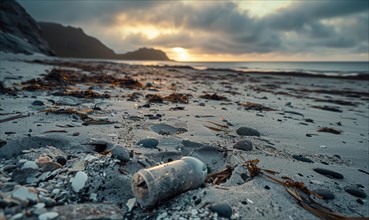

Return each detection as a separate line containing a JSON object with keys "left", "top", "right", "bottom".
{"left": 239, "top": 0, "right": 292, "bottom": 17}
{"left": 172, "top": 47, "right": 189, "bottom": 61}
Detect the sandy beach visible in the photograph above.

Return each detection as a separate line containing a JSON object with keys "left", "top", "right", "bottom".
{"left": 1, "top": 54, "right": 368, "bottom": 219}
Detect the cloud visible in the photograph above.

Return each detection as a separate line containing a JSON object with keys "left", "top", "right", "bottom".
{"left": 17, "top": 0, "right": 369, "bottom": 59}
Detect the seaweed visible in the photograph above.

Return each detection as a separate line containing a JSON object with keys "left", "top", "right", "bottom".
{"left": 238, "top": 102, "right": 276, "bottom": 111}
{"left": 312, "top": 105, "right": 342, "bottom": 112}
{"left": 318, "top": 127, "right": 342, "bottom": 134}
{"left": 163, "top": 93, "right": 192, "bottom": 104}
{"left": 205, "top": 166, "right": 234, "bottom": 185}
{"left": 239, "top": 159, "right": 367, "bottom": 220}
{"left": 53, "top": 90, "right": 110, "bottom": 99}
{"left": 200, "top": 92, "right": 228, "bottom": 101}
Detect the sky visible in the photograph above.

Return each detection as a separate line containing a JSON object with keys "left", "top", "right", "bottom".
{"left": 18, "top": 0, "right": 369, "bottom": 62}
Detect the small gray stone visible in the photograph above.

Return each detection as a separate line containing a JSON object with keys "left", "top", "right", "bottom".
{"left": 314, "top": 189, "right": 335, "bottom": 200}
{"left": 344, "top": 186, "right": 367, "bottom": 198}
{"left": 12, "top": 186, "right": 38, "bottom": 203}
{"left": 233, "top": 140, "right": 253, "bottom": 151}
{"left": 11, "top": 168, "right": 39, "bottom": 184}
{"left": 313, "top": 168, "right": 343, "bottom": 179}
{"left": 209, "top": 202, "right": 232, "bottom": 218}
{"left": 151, "top": 124, "right": 179, "bottom": 135}
{"left": 111, "top": 144, "right": 130, "bottom": 162}
{"left": 292, "top": 155, "right": 314, "bottom": 163}
{"left": 236, "top": 127, "right": 260, "bottom": 137}
{"left": 137, "top": 138, "right": 158, "bottom": 148}
{"left": 32, "top": 100, "right": 45, "bottom": 106}
{"left": 22, "top": 161, "right": 39, "bottom": 169}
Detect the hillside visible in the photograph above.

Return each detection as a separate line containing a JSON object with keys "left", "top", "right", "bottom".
{"left": 0, "top": 0, "right": 53, "bottom": 55}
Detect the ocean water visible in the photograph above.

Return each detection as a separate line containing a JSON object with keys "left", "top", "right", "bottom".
{"left": 118, "top": 61, "right": 369, "bottom": 77}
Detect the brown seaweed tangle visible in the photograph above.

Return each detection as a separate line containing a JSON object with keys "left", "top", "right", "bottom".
{"left": 242, "top": 159, "right": 369, "bottom": 220}
{"left": 205, "top": 166, "right": 235, "bottom": 185}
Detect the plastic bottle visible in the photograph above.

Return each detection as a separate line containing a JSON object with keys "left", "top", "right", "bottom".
{"left": 131, "top": 156, "right": 207, "bottom": 208}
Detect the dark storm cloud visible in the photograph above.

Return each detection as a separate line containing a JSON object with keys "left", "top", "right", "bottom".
{"left": 18, "top": 0, "right": 368, "bottom": 57}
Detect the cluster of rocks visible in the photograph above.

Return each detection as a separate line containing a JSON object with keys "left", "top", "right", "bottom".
{"left": 0, "top": 144, "right": 130, "bottom": 220}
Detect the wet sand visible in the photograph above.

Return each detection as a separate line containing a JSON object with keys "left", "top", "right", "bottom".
{"left": 1, "top": 54, "right": 368, "bottom": 219}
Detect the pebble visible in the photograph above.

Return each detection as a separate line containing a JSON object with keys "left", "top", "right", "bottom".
{"left": 344, "top": 186, "right": 367, "bottom": 198}
{"left": 111, "top": 144, "right": 130, "bottom": 162}
{"left": 38, "top": 212, "right": 59, "bottom": 220}
{"left": 313, "top": 168, "right": 344, "bottom": 179}
{"left": 137, "top": 138, "right": 158, "bottom": 148}
{"left": 151, "top": 124, "right": 179, "bottom": 135}
{"left": 0, "top": 138, "right": 7, "bottom": 147}
{"left": 292, "top": 155, "right": 314, "bottom": 163}
{"left": 22, "top": 161, "right": 39, "bottom": 169}
{"left": 56, "top": 156, "right": 67, "bottom": 166}
{"left": 209, "top": 202, "right": 232, "bottom": 218}
{"left": 32, "top": 100, "right": 45, "bottom": 106}
{"left": 236, "top": 127, "right": 260, "bottom": 137}
{"left": 240, "top": 173, "right": 249, "bottom": 181}
{"left": 39, "top": 162, "right": 62, "bottom": 172}
{"left": 233, "top": 139, "right": 253, "bottom": 151}
{"left": 357, "top": 199, "right": 364, "bottom": 205}
{"left": 11, "top": 168, "right": 39, "bottom": 184}
{"left": 314, "top": 189, "right": 335, "bottom": 200}
{"left": 12, "top": 186, "right": 38, "bottom": 203}
{"left": 126, "top": 198, "right": 136, "bottom": 212}
{"left": 71, "top": 171, "right": 88, "bottom": 193}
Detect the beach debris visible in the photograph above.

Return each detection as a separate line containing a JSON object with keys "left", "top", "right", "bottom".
{"left": 292, "top": 155, "right": 314, "bottom": 163}
{"left": 71, "top": 171, "right": 88, "bottom": 193}
{"left": 42, "top": 107, "right": 91, "bottom": 119}
{"left": 82, "top": 118, "right": 116, "bottom": 126}
{"left": 209, "top": 202, "right": 233, "bottom": 218}
{"left": 0, "top": 114, "right": 29, "bottom": 123}
{"left": 318, "top": 127, "right": 342, "bottom": 134}
{"left": 358, "top": 169, "right": 369, "bottom": 175}
{"left": 238, "top": 102, "right": 275, "bottom": 111}
{"left": 314, "top": 189, "right": 335, "bottom": 200}
{"left": 205, "top": 166, "right": 234, "bottom": 185}
{"left": 312, "top": 105, "right": 342, "bottom": 112}
{"left": 163, "top": 93, "right": 192, "bottom": 104}
{"left": 204, "top": 121, "right": 229, "bottom": 133}
{"left": 145, "top": 94, "right": 163, "bottom": 103}
{"left": 21, "top": 68, "right": 143, "bottom": 91}
{"left": 313, "top": 168, "right": 344, "bottom": 179}
{"left": 131, "top": 157, "right": 207, "bottom": 208}
{"left": 43, "top": 130, "right": 68, "bottom": 134}
{"left": 0, "top": 81, "right": 15, "bottom": 94}
{"left": 233, "top": 140, "right": 253, "bottom": 151}
{"left": 240, "top": 159, "right": 362, "bottom": 219}
{"left": 344, "top": 186, "right": 367, "bottom": 198}
{"left": 200, "top": 92, "right": 228, "bottom": 101}
{"left": 137, "top": 138, "right": 159, "bottom": 149}
{"left": 170, "top": 106, "right": 185, "bottom": 111}
{"left": 236, "top": 127, "right": 260, "bottom": 137}
{"left": 53, "top": 89, "right": 110, "bottom": 99}
{"left": 313, "top": 98, "right": 358, "bottom": 106}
